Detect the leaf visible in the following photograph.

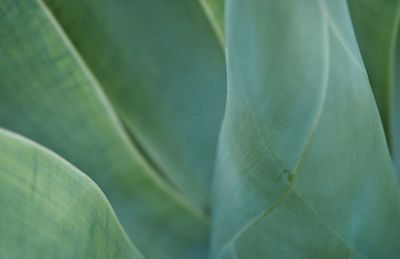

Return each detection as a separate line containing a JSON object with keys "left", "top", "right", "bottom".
{"left": 394, "top": 33, "right": 400, "bottom": 178}
{"left": 0, "top": 128, "right": 143, "bottom": 259}
{"left": 211, "top": 0, "right": 400, "bottom": 258}
{"left": 43, "top": 0, "right": 226, "bottom": 210}
{"left": 0, "top": 1, "right": 208, "bottom": 258}
{"left": 348, "top": 0, "right": 400, "bottom": 174}
{"left": 348, "top": 0, "right": 400, "bottom": 153}
{"left": 200, "top": 0, "right": 225, "bottom": 46}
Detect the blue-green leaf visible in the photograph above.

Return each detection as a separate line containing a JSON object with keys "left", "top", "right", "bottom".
{"left": 212, "top": 0, "right": 400, "bottom": 257}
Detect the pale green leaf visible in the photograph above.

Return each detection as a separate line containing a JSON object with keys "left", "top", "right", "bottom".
{"left": 0, "top": 1, "right": 208, "bottom": 258}
{"left": 0, "top": 128, "right": 143, "bottom": 259}
{"left": 211, "top": 0, "right": 400, "bottom": 258}
{"left": 43, "top": 0, "right": 226, "bottom": 210}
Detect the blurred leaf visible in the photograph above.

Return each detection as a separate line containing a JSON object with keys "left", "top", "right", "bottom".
{"left": 348, "top": 0, "right": 400, "bottom": 153}
{"left": 394, "top": 34, "right": 400, "bottom": 177}
{"left": 43, "top": 0, "right": 226, "bottom": 209}
{"left": 0, "top": 0, "right": 208, "bottom": 258}
{"left": 212, "top": 0, "right": 400, "bottom": 258}
{"left": 348, "top": 0, "right": 400, "bottom": 176}
{"left": 0, "top": 129, "right": 143, "bottom": 259}
{"left": 200, "top": 0, "right": 225, "bottom": 46}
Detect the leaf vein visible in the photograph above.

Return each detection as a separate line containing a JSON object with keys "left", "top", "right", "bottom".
{"left": 217, "top": 2, "right": 331, "bottom": 256}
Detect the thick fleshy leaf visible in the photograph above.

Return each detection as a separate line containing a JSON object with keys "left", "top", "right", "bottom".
{"left": 348, "top": 0, "right": 400, "bottom": 175}
{"left": 395, "top": 35, "right": 400, "bottom": 176}
{"left": 348, "top": 0, "right": 400, "bottom": 152}
{"left": 43, "top": 0, "right": 226, "bottom": 209}
{"left": 0, "top": 1, "right": 208, "bottom": 258}
{"left": 200, "top": 0, "right": 225, "bottom": 46}
{"left": 0, "top": 129, "right": 143, "bottom": 259}
{"left": 212, "top": 0, "right": 400, "bottom": 258}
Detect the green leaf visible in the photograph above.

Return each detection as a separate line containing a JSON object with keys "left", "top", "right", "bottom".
{"left": 394, "top": 33, "right": 400, "bottom": 177}
{"left": 348, "top": 0, "right": 400, "bottom": 152}
{"left": 43, "top": 0, "right": 226, "bottom": 210}
{"left": 0, "top": 128, "right": 143, "bottom": 259}
{"left": 200, "top": 0, "right": 225, "bottom": 46}
{"left": 212, "top": 0, "right": 400, "bottom": 258}
{"left": 348, "top": 0, "right": 400, "bottom": 174}
{"left": 0, "top": 1, "right": 208, "bottom": 258}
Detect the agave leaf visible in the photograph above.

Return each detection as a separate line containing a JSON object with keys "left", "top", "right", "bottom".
{"left": 212, "top": 0, "right": 400, "bottom": 257}
{"left": 348, "top": 0, "right": 400, "bottom": 149}
{"left": 200, "top": 0, "right": 225, "bottom": 46}
{"left": 395, "top": 35, "right": 400, "bottom": 178}
{"left": 348, "top": 0, "right": 400, "bottom": 174}
{"left": 43, "top": 0, "right": 226, "bottom": 210}
{"left": 0, "top": 129, "right": 143, "bottom": 259}
{"left": 0, "top": 1, "right": 207, "bottom": 258}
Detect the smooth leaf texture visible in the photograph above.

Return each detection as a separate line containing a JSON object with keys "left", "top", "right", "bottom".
{"left": 348, "top": 0, "right": 400, "bottom": 175}
{"left": 43, "top": 0, "right": 226, "bottom": 210}
{"left": 200, "top": 0, "right": 225, "bottom": 46}
{"left": 0, "top": 128, "right": 143, "bottom": 259}
{"left": 348, "top": 0, "right": 400, "bottom": 153}
{"left": 395, "top": 34, "right": 400, "bottom": 178}
{"left": 212, "top": 0, "right": 400, "bottom": 258}
{"left": 0, "top": 1, "right": 208, "bottom": 258}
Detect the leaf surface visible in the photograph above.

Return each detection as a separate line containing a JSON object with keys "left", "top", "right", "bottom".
{"left": 395, "top": 34, "right": 400, "bottom": 178}
{"left": 212, "top": 0, "right": 400, "bottom": 257}
{"left": 200, "top": 0, "right": 225, "bottom": 46}
{"left": 0, "top": 129, "right": 143, "bottom": 259}
{"left": 348, "top": 0, "right": 400, "bottom": 175}
{"left": 43, "top": 0, "right": 226, "bottom": 210}
{"left": 0, "top": 1, "right": 208, "bottom": 258}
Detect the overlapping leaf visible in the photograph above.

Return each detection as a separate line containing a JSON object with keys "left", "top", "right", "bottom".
{"left": 348, "top": 0, "right": 400, "bottom": 175}
{"left": 348, "top": 0, "right": 400, "bottom": 148}
{"left": 0, "top": 129, "right": 143, "bottom": 259}
{"left": 1, "top": 0, "right": 400, "bottom": 258}
{"left": 200, "top": 0, "right": 225, "bottom": 46}
{"left": 211, "top": 0, "right": 400, "bottom": 257}
{"left": 0, "top": 0, "right": 208, "bottom": 258}
{"left": 43, "top": 0, "right": 226, "bottom": 209}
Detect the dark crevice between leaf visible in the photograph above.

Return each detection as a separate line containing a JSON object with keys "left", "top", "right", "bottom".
{"left": 118, "top": 117, "right": 213, "bottom": 219}
{"left": 119, "top": 117, "right": 213, "bottom": 219}
{"left": 39, "top": 0, "right": 180, "bottom": 198}
{"left": 118, "top": 115, "right": 181, "bottom": 193}
{"left": 39, "top": 0, "right": 209, "bottom": 217}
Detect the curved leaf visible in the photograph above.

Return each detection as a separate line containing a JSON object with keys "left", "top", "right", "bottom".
{"left": 0, "top": 1, "right": 208, "bottom": 258}
{"left": 43, "top": 0, "right": 226, "bottom": 209}
{"left": 348, "top": 0, "right": 400, "bottom": 152}
{"left": 348, "top": 0, "right": 400, "bottom": 176}
{"left": 211, "top": 0, "right": 400, "bottom": 257}
{"left": 0, "top": 128, "right": 143, "bottom": 259}
{"left": 200, "top": 0, "right": 225, "bottom": 46}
